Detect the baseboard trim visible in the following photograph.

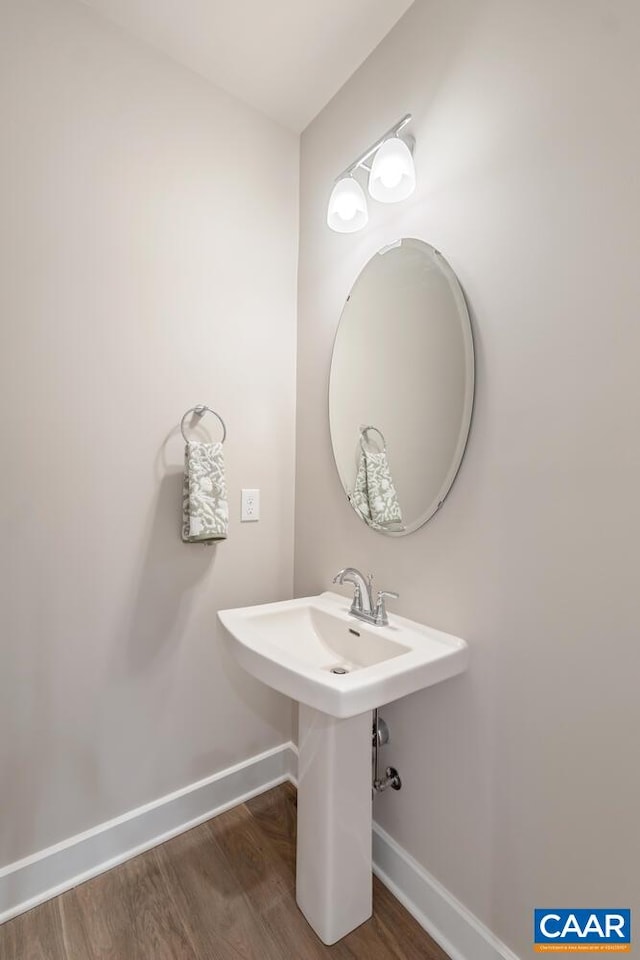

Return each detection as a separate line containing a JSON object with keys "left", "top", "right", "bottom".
{"left": 0, "top": 741, "right": 297, "bottom": 926}
{"left": 372, "top": 823, "right": 521, "bottom": 960}
{"left": 2, "top": 742, "right": 519, "bottom": 960}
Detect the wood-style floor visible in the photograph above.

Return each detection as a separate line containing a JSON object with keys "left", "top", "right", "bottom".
{"left": 0, "top": 783, "right": 450, "bottom": 959}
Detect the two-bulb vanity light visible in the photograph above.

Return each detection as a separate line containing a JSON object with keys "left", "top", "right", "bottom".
{"left": 327, "top": 114, "right": 416, "bottom": 233}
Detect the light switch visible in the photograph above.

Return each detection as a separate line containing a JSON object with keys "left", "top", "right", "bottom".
{"left": 241, "top": 489, "right": 260, "bottom": 522}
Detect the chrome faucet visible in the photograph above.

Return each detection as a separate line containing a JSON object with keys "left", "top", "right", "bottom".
{"left": 332, "top": 567, "right": 399, "bottom": 627}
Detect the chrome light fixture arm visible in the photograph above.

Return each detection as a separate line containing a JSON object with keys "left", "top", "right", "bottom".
{"left": 334, "top": 114, "right": 412, "bottom": 183}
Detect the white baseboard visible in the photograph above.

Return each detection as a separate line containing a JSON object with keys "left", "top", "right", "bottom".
{"left": 372, "top": 823, "right": 521, "bottom": 960}
{"left": 0, "top": 741, "right": 297, "bottom": 926}
{"left": 1, "top": 741, "right": 519, "bottom": 960}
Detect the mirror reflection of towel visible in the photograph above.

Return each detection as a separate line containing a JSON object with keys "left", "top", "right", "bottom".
{"left": 351, "top": 449, "right": 404, "bottom": 531}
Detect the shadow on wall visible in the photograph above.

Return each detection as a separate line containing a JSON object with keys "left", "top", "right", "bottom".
{"left": 90, "top": 462, "right": 223, "bottom": 807}
{"left": 0, "top": 634, "right": 58, "bottom": 874}
{"left": 115, "top": 469, "right": 216, "bottom": 676}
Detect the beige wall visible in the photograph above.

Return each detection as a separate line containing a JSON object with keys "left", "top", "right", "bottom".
{"left": 295, "top": 1, "right": 640, "bottom": 956}
{"left": 0, "top": 0, "right": 298, "bottom": 865}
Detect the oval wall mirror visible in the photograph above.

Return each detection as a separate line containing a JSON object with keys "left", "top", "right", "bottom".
{"left": 329, "top": 238, "right": 474, "bottom": 536}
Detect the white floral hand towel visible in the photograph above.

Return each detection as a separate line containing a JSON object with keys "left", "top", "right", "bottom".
{"left": 351, "top": 448, "right": 404, "bottom": 532}
{"left": 182, "top": 441, "right": 228, "bottom": 542}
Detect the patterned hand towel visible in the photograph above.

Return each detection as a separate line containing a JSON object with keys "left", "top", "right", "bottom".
{"left": 351, "top": 448, "right": 404, "bottom": 532}
{"left": 182, "top": 441, "right": 228, "bottom": 542}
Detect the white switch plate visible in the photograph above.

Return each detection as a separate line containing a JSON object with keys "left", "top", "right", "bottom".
{"left": 241, "top": 489, "right": 260, "bottom": 522}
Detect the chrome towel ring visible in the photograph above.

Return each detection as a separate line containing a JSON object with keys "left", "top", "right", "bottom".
{"left": 180, "top": 405, "right": 227, "bottom": 444}
{"left": 359, "top": 425, "right": 386, "bottom": 453}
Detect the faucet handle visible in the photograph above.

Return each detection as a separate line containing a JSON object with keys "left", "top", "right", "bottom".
{"left": 378, "top": 589, "right": 399, "bottom": 601}
{"left": 374, "top": 590, "right": 399, "bottom": 626}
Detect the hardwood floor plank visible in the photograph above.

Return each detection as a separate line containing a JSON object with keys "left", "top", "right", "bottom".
{"left": 206, "top": 802, "right": 295, "bottom": 910}
{"left": 58, "top": 846, "right": 198, "bottom": 960}
{"left": 162, "top": 799, "right": 328, "bottom": 960}
{"left": 0, "top": 900, "right": 66, "bottom": 960}
{"left": 154, "top": 817, "right": 270, "bottom": 960}
{"left": 0, "top": 784, "right": 451, "bottom": 960}
{"left": 373, "top": 877, "right": 451, "bottom": 960}
{"left": 244, "top": 779, "right": 297, "bottom": 875}
{"left": 206, "top": 801, "right": 352, "bottom": 959}
{"left": 59, "top": 888, "right": 96, "bottom": 960}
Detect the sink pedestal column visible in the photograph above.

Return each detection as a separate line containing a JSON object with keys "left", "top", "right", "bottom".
{"left": 296, "top": 704, "right": 372, "bottom": 944}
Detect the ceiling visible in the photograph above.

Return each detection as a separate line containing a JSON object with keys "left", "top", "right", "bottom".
{"left": 81, "top": 0, "right": 414, "bottom": 132}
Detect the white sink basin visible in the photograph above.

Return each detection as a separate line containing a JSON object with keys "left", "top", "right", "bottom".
{"left": 218, "top": 590, "right": 468, "bottom": 718}
{"left": 218, "top": 589, "right": 469, "bottom": 945}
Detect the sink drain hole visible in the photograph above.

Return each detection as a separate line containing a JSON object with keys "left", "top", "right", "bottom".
{"left": 330, "top": 666, "right": 349, "bottom": 675}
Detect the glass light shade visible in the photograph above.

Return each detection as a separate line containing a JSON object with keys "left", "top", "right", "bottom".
{"left": 327, "top": 177, "right": 368, "bottom": 233}
{"left": 368, "top": 137, "right": 416, "bottom": 203}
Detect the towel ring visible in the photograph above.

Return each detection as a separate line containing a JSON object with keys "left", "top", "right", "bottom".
{"left": 360, "top": 425, "right": 386, "bottom": 453}
{"left": 180, "top": 405, "right": 227, "bottom": 444}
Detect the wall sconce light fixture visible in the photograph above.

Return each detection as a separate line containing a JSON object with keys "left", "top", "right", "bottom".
{"left": 327, "top": 114, "right": 415, "bottom": 233}
{"left": 327, "top": 176, "right": 369, "bottom": 233}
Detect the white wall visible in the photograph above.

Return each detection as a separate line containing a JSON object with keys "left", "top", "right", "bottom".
{"left": 295, "top": 1, "right": 640, "bottom": 956}
{"left": 0, "top": 0, "right": 298, "bottom": 866}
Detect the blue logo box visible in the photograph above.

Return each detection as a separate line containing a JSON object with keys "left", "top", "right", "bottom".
{"left": 534, "top": 909, "right": 631, "bottom": 951}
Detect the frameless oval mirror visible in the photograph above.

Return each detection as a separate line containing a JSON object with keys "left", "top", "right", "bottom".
{"left": 329, "top": 238, "right": 474, "bottom": 536}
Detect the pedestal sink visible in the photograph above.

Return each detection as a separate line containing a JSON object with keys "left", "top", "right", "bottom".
{"left": 218, "top": 591, "right": 468, "bottom": 944}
